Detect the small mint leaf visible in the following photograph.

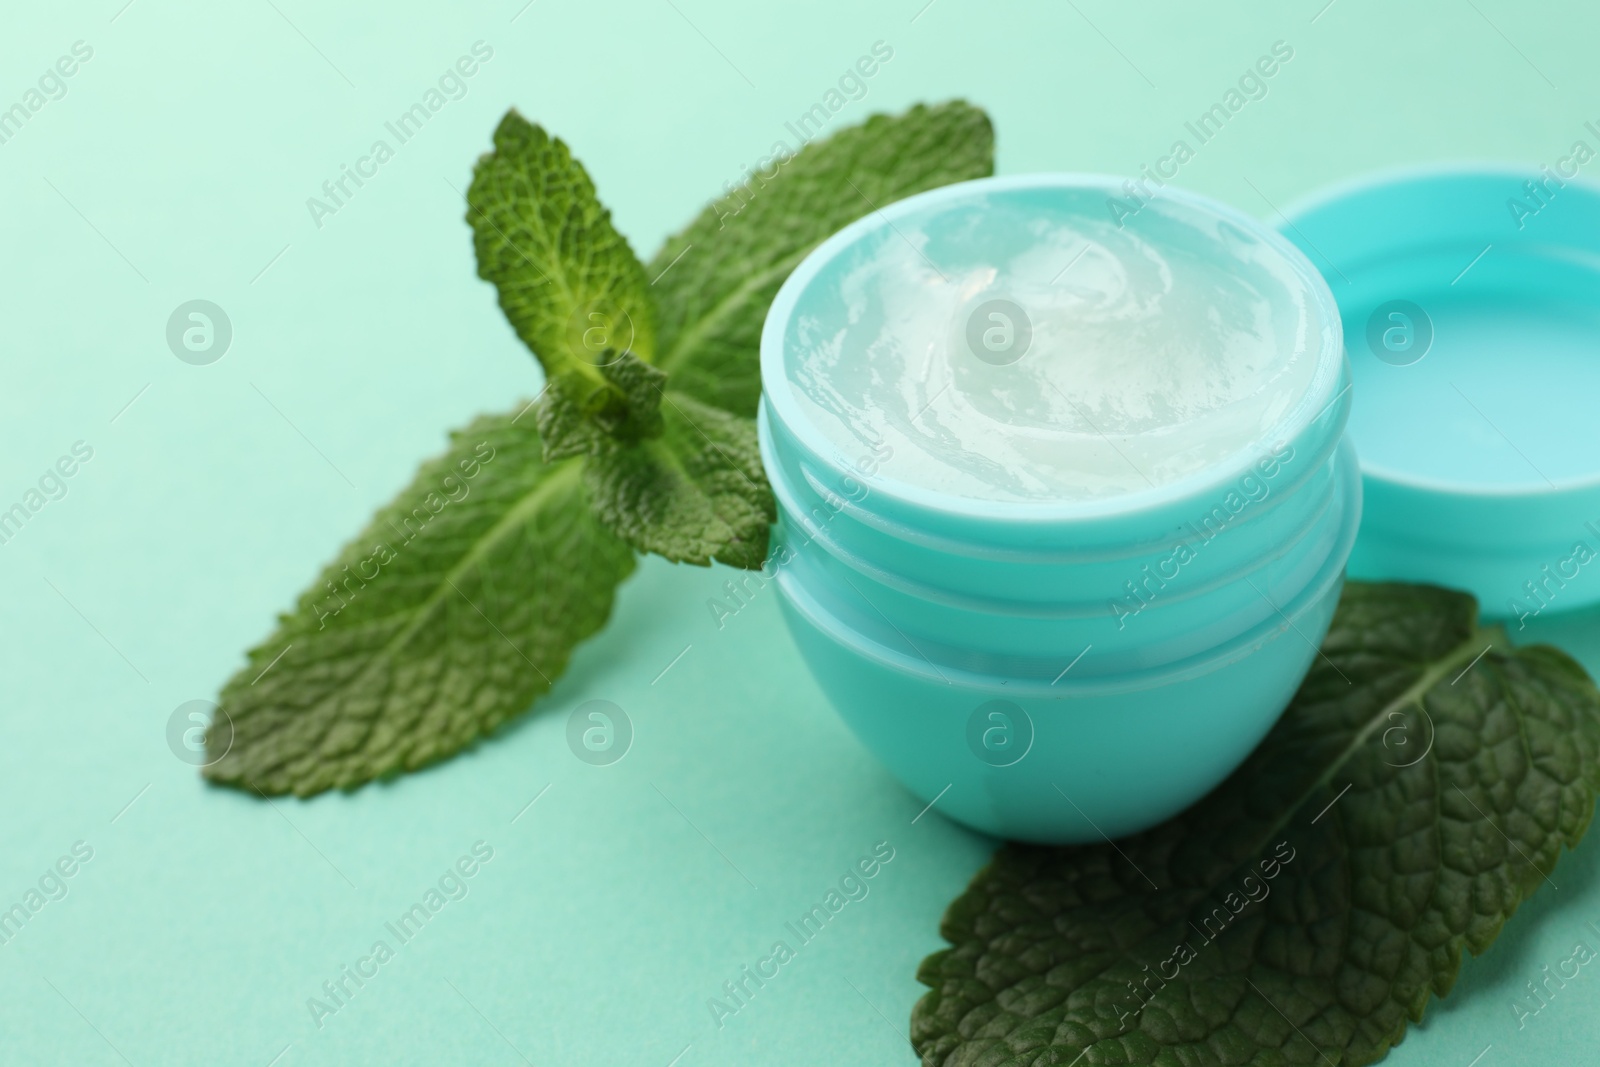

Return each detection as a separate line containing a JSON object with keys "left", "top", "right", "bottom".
{"left": 913, "top": 581, "right": 1600, "bottom": 1067}
{"left": 649, "top": 100, "right": 995, "bottom": 418}
{"left": 468, "top": 110, "right": 656, "bottom": 386}
{"left": 534, "top": 374, "right": 612, "bottom": 462}
{"left": 600, "top": 350, "right": 667, "bottom": 434}
{"left": 584, "top": 391, "right": 774, "bottom": 568}
{"left": 204, "top": 404, "right": 636, "bottom": 797}
{"left": 535, "top": 352, "right": 667, "bottom": 463}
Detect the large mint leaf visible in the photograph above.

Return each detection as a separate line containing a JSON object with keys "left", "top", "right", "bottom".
{"left": 204, "top": 405, "right": 636, "bottom": 796}
{"left": 649, "top": 100, "right": 995, "bottom": 418}
{"left": 584, "top": 391, "right": 773, "bottom": 569}
{"left": 913, "top": 582, "right": 1600, "bottom": 1066}
{"left": 468, "top": 110, "right": 656, "bottom": 390}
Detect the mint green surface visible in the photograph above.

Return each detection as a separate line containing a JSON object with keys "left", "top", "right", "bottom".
{"left": 2, "top": 1, "right": 1595, "bottom": 1063}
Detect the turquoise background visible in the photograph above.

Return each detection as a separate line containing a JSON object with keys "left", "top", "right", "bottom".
{"left": 3, "top": 0, "right": 1598, "bottom": 1062}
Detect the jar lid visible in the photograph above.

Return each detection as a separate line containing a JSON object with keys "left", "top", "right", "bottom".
{"left": 1278, "top": 165, "right": 1600, "bottom": 623}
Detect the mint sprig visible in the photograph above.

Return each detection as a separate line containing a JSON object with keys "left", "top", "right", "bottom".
{"left": 207, "top": 101, "right": 997, "bottom": 793}
{"left": 913, "top": 582, "right": 1600, "bottom": 1066}
{"left": 468, "top": 102, "right": 995, "bottom": 566}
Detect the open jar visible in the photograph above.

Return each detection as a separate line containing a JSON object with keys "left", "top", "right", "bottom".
{"left": 758, "top": 175, "right": 1358, "bottom": 843}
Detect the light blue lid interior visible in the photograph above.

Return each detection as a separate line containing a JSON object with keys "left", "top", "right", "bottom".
{"left": 1283, "top": 166, "right": 1600, "bottom": 492}
{"left": 1280, "top": 165, "right": 1600, "bottom": 613}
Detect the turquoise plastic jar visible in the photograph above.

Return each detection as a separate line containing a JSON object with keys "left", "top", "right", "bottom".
{"left": 758, "top": 175, "right": 1359, "bottom": 844}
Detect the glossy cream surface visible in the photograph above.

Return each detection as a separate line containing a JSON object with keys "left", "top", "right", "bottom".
{"left": 782, "top": 185, "right": 1327, "bottom": 502}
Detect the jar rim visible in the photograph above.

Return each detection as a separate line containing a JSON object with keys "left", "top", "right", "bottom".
{"left": 759, "top": 172, "right": 1348, "bottom": 526}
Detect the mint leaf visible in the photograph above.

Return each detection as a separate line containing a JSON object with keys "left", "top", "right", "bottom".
{"left": 913, "top": 581, "right": 1600, "bottom": 1067}
{"left": 649, "top": 100, "right": 995, "bottom": 418}
{"left": 536, "top": 351, "right": 667, "bottom": 461}
{"left": 468, "top": 110, "right": 656, "bottom": 388}
{"left": 584, "top": 391, "right": 773, "bottom": 568}
{"left": 204, "top": 405, "right": 636, "bottom": 796}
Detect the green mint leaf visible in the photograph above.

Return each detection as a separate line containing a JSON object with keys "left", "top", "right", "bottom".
{"left": 468, "top": 110, "right": 656, "bottom": 390}
{"left": 204, "top": 405, "right": 636, "bottom": 796}
{"left": 583, "top": 391, "right": 773, "bottom": 568}
{"left": 533, "top": 374, "right": 613, "bottom": 463}
{"left": 648, "top": 100, "right": 995, "bottom": 418}
{"left": 536, "top": 352, "right": 667, "bottom": 462}
{"left": 913, "top": 581, "right": 1600, "bottom": 1067}
{"left": 599, "top": 350, "right": 669, "bottom": 432}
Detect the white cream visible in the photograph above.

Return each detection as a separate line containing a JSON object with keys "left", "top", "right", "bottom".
{"left": 783, "top": 187, "right": 1326, "bottom": 502}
